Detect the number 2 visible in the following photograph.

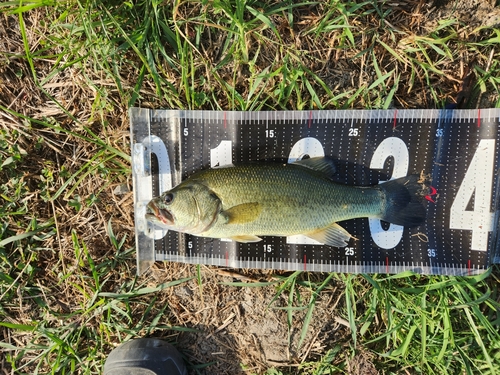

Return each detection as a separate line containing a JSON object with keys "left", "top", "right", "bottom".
{"left": 287, "top": 138, "right": 325, "bottom": 245}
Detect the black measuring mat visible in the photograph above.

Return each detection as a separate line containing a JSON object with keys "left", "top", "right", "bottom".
{"left": 130, "top": 108, "right": 500, "bottom": 276}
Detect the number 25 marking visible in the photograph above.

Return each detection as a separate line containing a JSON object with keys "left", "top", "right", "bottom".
{"left": 349, "top": 128, "right": 359, "bottom": 137}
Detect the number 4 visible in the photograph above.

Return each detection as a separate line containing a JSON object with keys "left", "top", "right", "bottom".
{"left": 450, "top": 139, "right": 495, "bottom": 251}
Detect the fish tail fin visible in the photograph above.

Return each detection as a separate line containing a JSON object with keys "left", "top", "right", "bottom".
{"left": 378, "top": 175, "right": 428, "bottom": 227}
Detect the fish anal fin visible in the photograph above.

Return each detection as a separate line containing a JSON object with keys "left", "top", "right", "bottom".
{"left": 230, "top": 235, "right": 262, "bottom": 243}
{"left": 304, "top": 223, "right": 353, "bottom": 247}
{"left": 223, "top": 202, "right": 262, "bottom": 224}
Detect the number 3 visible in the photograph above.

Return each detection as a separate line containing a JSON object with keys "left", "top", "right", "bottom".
{"left": 368, "top": 137, "right": 409, "bottom": 249}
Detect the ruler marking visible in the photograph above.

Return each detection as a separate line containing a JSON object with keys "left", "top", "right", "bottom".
{"left": 478, "top": 108, "right": 481, "bottom": 128}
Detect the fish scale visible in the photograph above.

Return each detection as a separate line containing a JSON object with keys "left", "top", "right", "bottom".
{"left": 130, "top": 108, "right": 500, "bottom": 276}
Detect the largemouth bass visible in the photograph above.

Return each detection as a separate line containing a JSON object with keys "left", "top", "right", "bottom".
{"left": 146, "top": 157, "right": 428, "bottom": 247}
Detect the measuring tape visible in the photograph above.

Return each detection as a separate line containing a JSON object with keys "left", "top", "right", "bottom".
{"left": 130, "top": 108, "right": 500, "bottom": 276}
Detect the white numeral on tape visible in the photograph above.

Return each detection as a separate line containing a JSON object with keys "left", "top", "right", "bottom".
{"left": 368, "top": 137, "right": 409, "bottom": 249}
{"left": 450, "top": 139, "right": 495, "bottom": 251}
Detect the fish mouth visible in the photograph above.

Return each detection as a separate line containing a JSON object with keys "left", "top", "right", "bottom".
{"left": 146, "top": 201, "right": 174, "bottom": 226}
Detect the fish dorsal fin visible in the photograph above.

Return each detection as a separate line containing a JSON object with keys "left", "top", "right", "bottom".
{"left": 230, "top": 235, "right": 262, "bottom": 243}
{"left": 292, "top": 157, "right": 336, "bottom": 176}
{"left": 212, "top": 162, "right": 235, "bottom": 169}
{"left": 223, "top": 202, "right": 262, "bottom": 224}
{"left": 304, "top": 223, "right": 353, "bottom": 247}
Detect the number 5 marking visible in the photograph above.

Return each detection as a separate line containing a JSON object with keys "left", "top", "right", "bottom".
{"left": 450, "top": 139, "right": 495, "bottom": 251}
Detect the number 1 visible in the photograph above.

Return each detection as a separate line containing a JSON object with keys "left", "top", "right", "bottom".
{"left": 210, "top": 140, "right": 233, "bottom": 168}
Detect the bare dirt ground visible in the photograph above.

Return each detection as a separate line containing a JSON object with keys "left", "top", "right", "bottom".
{"left": 0, "top": 0, "right": 499, "bottom": 374}
{"left": 431, "top": 0, "right": 500, "bottom": 28}
{"left": 154, "top": 264, "right": 352, "bottom": 374}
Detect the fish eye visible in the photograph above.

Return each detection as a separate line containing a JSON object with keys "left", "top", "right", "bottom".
{"left": 164, "top": 193, "right": 174, "bottom": 204}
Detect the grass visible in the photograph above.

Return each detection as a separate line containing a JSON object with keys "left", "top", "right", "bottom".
{"left": 1, "top": 0, "right": 500, "bottom": 374}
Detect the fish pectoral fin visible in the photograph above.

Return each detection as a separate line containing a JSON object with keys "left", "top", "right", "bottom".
{"left": 304, "top": 223, "right": 353, "bottom": 247}
{"left": 223, "top": 202, "right": 262, "bottom": 224}
{"left": 230, "top": 235, "right": 262, "bottom": 243}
